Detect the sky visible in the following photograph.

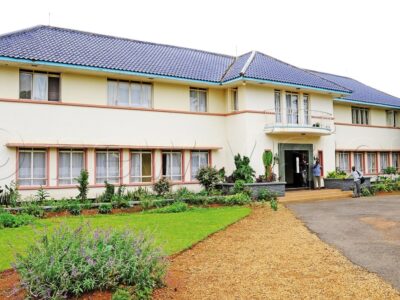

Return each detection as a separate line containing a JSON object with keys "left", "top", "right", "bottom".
{"left": 1, "top": 0, "right": 399, "bottom": 97}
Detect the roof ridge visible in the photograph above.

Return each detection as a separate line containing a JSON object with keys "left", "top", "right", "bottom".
{"left": 254, "top": 51, "right": 352, "bottom": 93}
{"left": 239, "top": 50, "right": 257, "bottom": 76}
{"left": 306, "top": 69, "right": 354, "bottom": 80}
{"left": 17, "top": 25, "right": 236, "bottom": 60}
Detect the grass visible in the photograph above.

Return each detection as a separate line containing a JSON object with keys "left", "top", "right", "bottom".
{"left": 0, "top": 206, "right": 250, "bottom": 271}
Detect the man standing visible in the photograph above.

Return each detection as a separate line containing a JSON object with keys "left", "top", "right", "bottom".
{"left": 351, "top": 166, "right": 362, "bottom": 198}
{"left": 313, "top": 158, "right": 322, "bottom": 189}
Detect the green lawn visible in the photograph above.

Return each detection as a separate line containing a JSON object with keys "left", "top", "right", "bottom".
{"left": 0, "top": 207, "right": 250, "bottom": 271}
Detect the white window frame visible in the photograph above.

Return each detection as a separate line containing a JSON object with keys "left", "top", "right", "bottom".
{"left": 336, "top": 152, "right": 350, "bottom": 173}
{"left": 386, "top": 110, "right": 399, "bottom": 127}
{"left": 95, "top": 150, "right": 120, "bottom": 184}
{"left": 286, "top": 92, "right": 299, "bottom": 124}
{"left": 352, "top": 107, "right": 369, "bottom": 125}
{"left": 190, "top": 88, "right": 207, "bottom": 112}
{"left": 17, "top": 149, "right": 47, "bottom": 186}
{"left": 380, "top": 152, "right": 389, "bottom": 173}
{"left": 58, "top": 149, "right": 85, "bottom": 185}
{"left": 191, "top": 151, "right": 209, "bottom": 180}
{"left": 274, "top": 90, "right": 281, "bottom": 123}
{"left": 107, "top": 79, "right": 153, "bottom": 108}
{"left": 367, "top": 152, "right": 378, "bottom": 174}
{"left": 303, "top": 94, "right": 310, "bottom": 125}
{"left": 231, "top": 89, "right": 238, "bottom": 111}
{"left": 392, "top": 152, "right": 400, "bottom": 171}
{"left": 130, "top": 151, "right": 153, "bottom": 183}
{"left": 19, "top": 70, "right": 60, "bottom": 101}
{"left": 353, "top": 152, "right": 364, "bottom": 172}
{"left": 162, "top": 151, "right": 182, "bottom": 181}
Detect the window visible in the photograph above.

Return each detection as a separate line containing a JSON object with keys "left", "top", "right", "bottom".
{"left": 392, "top": 152, "right": 400, "bottom": 171}
{"left": 303, "top": 94, "right": 310, "bottom": 125}
{"left": 336, "top": 152, "right": 350, "bottom": 173}
{"left": 19, "top": 70, "right": 60, "bottom": 101}
{"left": 386, "top": 110, "right": 399, "bottom": 127}
{"left": 95, "top": 150, "right": 120, "bottom": 184}
{"left": 108, "top": 80, "right": 152, "bottom": 108}
{"left": 18, "top": 149, "right": 47, "bottom": 186}
{"left": 274, "top": 90, "right": 281, "bottom": 123}
{"left": 191, "top": 151, "right": 209, "bottom": 180}
{"left": 352, "top": 107, "right": 369, "bottom": 125}
{"left": 190, "top": 88, "right": 207, "bottom": 112}
{"left": 380, "top": 152, "right": 389, "bottom": 173}
{"left": 162, "top": 152, "right": 182, "bottom": 181}
{"left": 286, "top": 92, "right": 299, "bottom": 124}
{"left": 367, "top": 152, "right": 378, "bottom": 174}
{"left": 353, "top": 152, "right": 364, "bottom": 172}
{"left": 231, "top": 89, "right": 238, "bottom": 111}
{"left": 58, "top": 150, "right": 85, "bottom": 185}
{"left": 130, "top": 151, "right": 152, "bottom": 183}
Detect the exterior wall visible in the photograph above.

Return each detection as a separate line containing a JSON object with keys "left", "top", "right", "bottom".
{"left": 0, "top": 66, "right": 18, "bottom": 99}
{"left": 61, "top": 73, "right": 107, "bottom": 105}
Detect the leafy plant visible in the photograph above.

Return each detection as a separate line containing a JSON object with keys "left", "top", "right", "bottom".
{"left": 232, "top": 154, "right": 255, "bottom": 183}
{"left": 0, "top": 181, "right": 20, "bottom": 207}
{"left": 76, "top": 169, "right": 89, "bottom": 201}
{"left": 139, "top": 196, "right": 156, "bottom": 211}
{"left": 102, "top": 181, "right": 116, "bottom": 202}
{"left": 361, "top": 187, "right": 374, "bottom": 197}
{"left": 383, "top": 166, "right": 397, "bottom": 175}
{"left": 112, "top": 195, "right": 130, "bottom": 209}
{"left": 98, "top": 203, "right": 113, "bottom": 214}
{"left": 127, "top": 187, "right": 151, "bottom": 201}
{"left": 15, "top": 225, "right": 167, "bottom": 299}
{"left": 262, "top": 150, "right": 274, "bottom": 181}
{"left": 326, "top": 170, "right": 347, "bottom": 179}
{"left": 146, "top": 201, "right": 190, "bottom": 214}
{"left": 220, "top": 193, "right": 251, "bottom": 206}
{"left": 153, "top": 178, "right": 171, "bottom": 196}
{"left": 20, "top": 202, "right": 44, "bottom": 218}
{"left": 68, "top": 202, "right": 82, "bottom": 215}
{"left": 112, "top": 288, "right": 132, "bottom": 300}
{"left": 0, "top": 212, "right": 35, "bottom": 229}
{"left": 35, "top": 186, "right": 50, "bottom": 202}
{"left": 195, "top": 166, "right": 223, "bottom": 191}
{"left": 257, "top": 188, "right": 278, "bottom": 202}
{"left": 270, "top": 198, "right": 278, "bottom": 211}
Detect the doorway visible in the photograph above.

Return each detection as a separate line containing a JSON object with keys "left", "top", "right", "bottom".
{"left": 278, "top": 143, "right": 313, "bottom": 189}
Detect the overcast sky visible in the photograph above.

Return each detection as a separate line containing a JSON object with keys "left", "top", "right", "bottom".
{"left": 1, "top": 0, "right": 399, "bottom": 97}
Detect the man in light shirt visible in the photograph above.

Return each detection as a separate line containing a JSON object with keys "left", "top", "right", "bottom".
{"left": 351, "top": 166, "right": 362, "bottom": 198}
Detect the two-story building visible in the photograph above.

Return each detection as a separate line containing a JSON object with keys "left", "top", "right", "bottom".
{"left": 0, "top": 25, "right": 399, "bottom": 198}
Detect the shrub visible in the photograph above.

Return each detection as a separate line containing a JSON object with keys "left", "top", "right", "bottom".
{"left": 146, "top": 201, "right": 189, "bottom": 214}
{"left": 98, "top": 203, "right": 112, "bottom": 214}
{"left": 68, "top": 202, "right": 82, "bottom": 215}
{"left": 0, "top": 212, "right": 35, "bottom": 229}
{"left": 196, "top": 166, "right": 223, "bottom": 191}
{"left": 127, "top": 187, "right": 151, "bottom": 201}
{"left": 231, "top": 154, "right": 255, "bottom": 183}
{"left": 35, "top": 186, "right": 50, "bottom": 202}
{"left": 361, "top": 187, "right": 374, "bottom": 197}
{"left": 112, "top": 195, "right": 130, "bottom": 209}
{"left": 270, "top": 198, "right": 278, "bottom": 211}
{"left": 0, "top": 181, "right": 20, "bottom": 207}
{"left": 139, "top": 196, "right": 155, "bottom": 211}
{"left": 326, "top": 170, "right": 347, "bottom": 179}
{"left": 383, "top": 166, "right": 397, "bottom": 175}
{"left": 257, "top": 188, "right": 278, "bottom": 202}
{"left": 102, "top": 181, "right": 116, "bottom": 202}
{"left": 112, "top": 288, "right": 132, "bottom": 300}
{"left": 220, "top": 193, "right": 251, "bottom": 206}
{"left": 15, "top": 225, "right": 167, "bottom": 299}
{"left": 20, "top": 202, "right": 44, "bottom": 218}
{"left": 76, "top": 169, "right": 90, "bottom": 201}
{"left": 153, "top": 178, "right": 171, "bottom": 196}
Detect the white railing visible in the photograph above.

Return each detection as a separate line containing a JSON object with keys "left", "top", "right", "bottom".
{"left": 265, "top": 109, "right": 334, "bottom": 133}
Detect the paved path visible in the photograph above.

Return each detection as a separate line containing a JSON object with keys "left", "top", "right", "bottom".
{"left": 153, "top": 206, "right": 399, "bottom": 299}
{"left": 288, "top": 195, "right": 400, "bottom": 291}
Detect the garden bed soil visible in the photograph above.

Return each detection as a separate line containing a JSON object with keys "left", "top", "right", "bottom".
{"left": 153, "top": 206, "right": 400, "bottom": 299}
{"left": 44, "top": 206, "right": 142, "bottom": 218}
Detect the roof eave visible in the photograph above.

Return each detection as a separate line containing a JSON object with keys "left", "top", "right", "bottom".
{"left": 334, "top": 97, "right": 400, "bottom": 109}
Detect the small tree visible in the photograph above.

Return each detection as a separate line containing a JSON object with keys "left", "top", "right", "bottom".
{"left": 76, "top": 170, "right": 89, "bottom": 201}
{"left": 153, "top": 178, "right": 171, "bottom": 196}
{"left": 262, "top": 150, "right": 273, "bottom": 181}
{"left": 196, "top": 166, "right": 223, "bottom": 192}
{"left": 232, "top": 154, "right": 255, "bottom": 183}
{"left": 35, "top": 186, "right": 50, "bottom": 202}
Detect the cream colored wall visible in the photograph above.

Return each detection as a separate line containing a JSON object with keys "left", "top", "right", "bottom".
{"left": 333, "top": 103, "right": 351, "bottom": 123}
{"left": 61, "top": 73, "right": 107, "bottom": 105}
{"left": 0, "top": 66, "right": 19, "bottom": 99}
{"left": 334, "top": 102, "right": 389, "bottom": 126}
{"left": 152, "top": 82, "right": 188, "bottom": 110}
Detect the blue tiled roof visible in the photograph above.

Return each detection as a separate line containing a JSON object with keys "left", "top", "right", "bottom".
{"left": 0, "top": 25, "right": 398, "bottom": 105}
{"left": 309, "top": 70, "right": 400, "bottom": 108}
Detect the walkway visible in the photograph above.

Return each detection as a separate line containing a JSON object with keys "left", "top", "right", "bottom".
{"left": 153, "top": 206, "right": 399, "bottom": 299}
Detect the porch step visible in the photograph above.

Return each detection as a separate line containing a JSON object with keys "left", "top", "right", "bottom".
{"left": 279, "top": 189, "right": 353, "bottom": 203}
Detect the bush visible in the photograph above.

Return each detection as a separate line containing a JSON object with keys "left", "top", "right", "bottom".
{"left": 0, "top": 181, "right": 20, "bottom": 207}
{"left": 0, "top": 212, "right": 35, "bottom": 229}
{"left": 257, "top": 188, "right": 278, "bottom": 202}
{"left": 361, "top": 186, "right": 374, "bottom": 197}
{"left": 98, "top": 203, "right": 113, "bottom": 214}
{"left": 76, "top": 169, "right": 90, "bottom": 201}
{"left": 127, "top": 187, "right": 151, "bottom": 201}
{"left": 68, "top": 202, "right": 82, "bottom": 215}
{"left": 231, "top": 154, "right": 255, "bottom": 183}
{"left": 146, "top": 201, "right": 189, "bottom": 214}
{"left": 270, "top": 198, "right": 278, "bottom": 211}
{"left": 220, "top": 193, "right": 251, "bottom": 206}
{"left": 15, "top": 225, "right": 167, "bottom": 299}
{"left": 102, "top": 181, "right": 116, "bottom": 202}
{"left": 153, "top": 178, "right": 171, "bottom": 196}
{"left": 326, "top": 170, "right": 347, "bottom": 179}
{"left": 20, "top": 202, "right": 44, "bottom": 218}
{"left": 112, "top": 288, "right": 132, "bottom": 300}
{"left": 35, "top": 186, "right": 50, "bottom": 202}
{"left": 112, "top": 195, "right": 130, "bottom": 209}
{"left": 195, "top": 166, "right": 223, "bottom": 191}
{"left": 383, "top": 166, "right": 397, "bottom": 175}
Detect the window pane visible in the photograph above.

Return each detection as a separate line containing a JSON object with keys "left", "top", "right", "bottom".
{"left": 190, "top": 90, "right": 198, "bottom": 112}
{"left": 172, "top": 153, "right": 182, "bottom": 180}
{"left": 141, "top": 84, "right": 152, "bottom": 108}
{"left": 131, "top": 83, "right": 141, "bottom": 106}
{"left": 142, "top": 153, "right": 152, "bottom": 177}
{"left": 117, "top": 82, "right": 129, "bottom": 106}
{"left": 354, "top": 153, "right": 363, "bottom": 172}
{"left": 108, "top": 81, "right": 118, "bottom": 105}
{"left": 48, "top": 76, "right": 60, "bottom": 101}
{"left": 32, "top": 152, "right": 46, "bottom": 179}
{"left": 59, "top": 152, "right": 71, "bottom": 179}
{"left": 274, "top": 91, "right": 281, "bottom": 122}
{"left": 162, "top": 153, "right": 169, "bottom": 178}
{"left": 33, "top": 73, "right": 48, "bottom": 100}
{"left": 20, "top": 72, "right": 32, "bottom": 99}
{"left": 108, "top": 152, "right": 120, "bottom": 177}
{"left": 198, "top": 91, "right": 207, "bottom": 112}
{"left": 191, "top": 152, "right": 200, "bottom": 179}
{"left": 19, "top": 152, "right": 31, "bottom": 179}
{"left": 232, "top": 90, "right": 238, "bottom": 111}
{"left": 386, "top": 111, "right": 394, "bottom": 126}
{"left": 72, "top": 152, "right": 84, "bottom": 179}
{"left": 380, "top": 153, "right": 389, "bottom": 172}
{"left": 96, "top": 152, "right": 107, "bottom": 183}
{"left": 130, "top": 153, "right": 141, "bottom": 182}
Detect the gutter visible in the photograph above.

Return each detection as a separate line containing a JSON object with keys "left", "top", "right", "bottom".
{"left": 334, "top": 97, "right": 400, "bottom": 109}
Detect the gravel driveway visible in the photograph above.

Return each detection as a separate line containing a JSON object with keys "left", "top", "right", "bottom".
{"left": 288, "top": 195, "right": 400, "bottom": 291}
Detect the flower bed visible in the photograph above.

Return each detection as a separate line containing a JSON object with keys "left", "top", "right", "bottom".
{"left": 217, "top": 182, "right": 286, "bottom": 197}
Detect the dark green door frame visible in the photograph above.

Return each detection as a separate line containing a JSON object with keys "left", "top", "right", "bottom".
{"left": 278, "top": 143, "right": 314, "bottom": 185}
